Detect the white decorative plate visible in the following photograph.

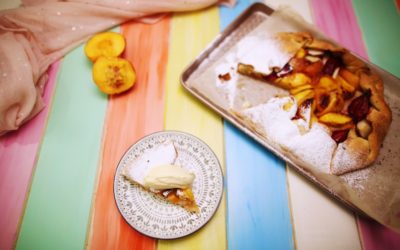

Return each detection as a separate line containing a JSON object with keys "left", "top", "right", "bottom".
{"left": 114, "top": 131, "right": 224, "bottom": 239}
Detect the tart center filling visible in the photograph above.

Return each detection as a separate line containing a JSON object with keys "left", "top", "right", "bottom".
{"left": 237, "top": 41, "right": 373, "bottom": 143}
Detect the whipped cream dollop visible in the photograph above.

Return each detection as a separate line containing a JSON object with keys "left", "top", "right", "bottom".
{"left": 143, "top": 164, "right": 195, "bottom": 190}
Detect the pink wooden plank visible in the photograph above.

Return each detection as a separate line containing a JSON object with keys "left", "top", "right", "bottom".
{"left": 357, "top": 217, "right": 400, "bottom": 250}
{"left": 310, "top": 0, "right": 400, "bottom": 248}
{"left": 310, "top": 0, "right": 368, "bottom": 59}
{"left": 0, "top": 61, "right": 60, "bottom": 250}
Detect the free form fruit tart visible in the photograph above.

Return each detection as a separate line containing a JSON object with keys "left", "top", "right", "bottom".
{"left": 223, "top": 32, "right": 391, "bottom": 175}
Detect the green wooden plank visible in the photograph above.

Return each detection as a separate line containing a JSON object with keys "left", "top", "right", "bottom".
{"left": 16, "top": 43, "right": 108, "bottom": 249}
{"left": 352, "top": 0, "right": 400, "bottom": 77}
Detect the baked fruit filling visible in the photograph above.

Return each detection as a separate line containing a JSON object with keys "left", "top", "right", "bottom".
{"left": 237, "top": 32, "right": 392, "bottom": 174}
{"left": 157, "top": 188, "right": 198, "bottom": 212}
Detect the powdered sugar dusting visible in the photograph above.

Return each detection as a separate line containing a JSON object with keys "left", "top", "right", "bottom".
{"left": 212, "top": 35, "right": 292, "bottom": 108}
{"left": 214, "top": 52, "right": 238, "bottom": 107}
{"left": 331, "top": 139, "right": 368, "bottom": 175}
{"left": 289, "top": 123, "right": 335, "bottom": 173}
{"left": 242, "top": 97, "right": 299, "bottom": 141}
{"left": 236, "top": 36, "right": 291, "bottom": 74}
{"left": 241, "top": 97, "right": 336, "bottom": 173}
{"left": 341, "top": 168, "right": 370, "bottom": 191}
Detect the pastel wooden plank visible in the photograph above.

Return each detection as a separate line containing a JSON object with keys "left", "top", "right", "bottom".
{"left": 0, "top": 61, "right": 59, "bottom": 250}
{"left": 287, "top": 173, "right": 362, "bottom": 250}
{"left": 264, "top": 0, "right": 363, "bottom": 249}
{"left": 264, "top": 0, "right": 312, "bottom": 22}
{"left": 87, "top": 18, "right": 171, "bottom": 250}
{"left": 224, "top": 124, "right": 294, "bottom": 250}
{"left": 351, "top": 0, "right": 400, "bottom": 248}
{"left": 220, "top": 1, "right": 294, "bottom": 249}
{"left": 351, "top": 0, "right": 400, "bottom": 77}
{"left": 16, "top": 43, "right": 108, "bottom": 249}
{"left": 310, "top": 0, "right": 368, "bottom": 58}
{"left": 357, "top": 218, "right": 400, "bottom": 250}
{"left": 158, "top": 7, "right": 226, "bottom": 250}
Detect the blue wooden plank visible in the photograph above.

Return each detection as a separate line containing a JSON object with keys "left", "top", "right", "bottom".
{"left": 219, "top": 1, "right": 294, "bottom": 249}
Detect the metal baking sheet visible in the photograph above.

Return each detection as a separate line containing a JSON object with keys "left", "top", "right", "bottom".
{"left": 180, "top": 3, "right": 400, "bottom": 231}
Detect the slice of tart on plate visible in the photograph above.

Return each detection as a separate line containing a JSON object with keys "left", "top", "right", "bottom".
{"left": 122, "top": 140, "right": 199, "bottom": 212}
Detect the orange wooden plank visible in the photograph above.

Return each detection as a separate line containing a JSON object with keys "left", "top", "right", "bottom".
{"left": 87, "top": 17, "right": 171, "bottom": 249}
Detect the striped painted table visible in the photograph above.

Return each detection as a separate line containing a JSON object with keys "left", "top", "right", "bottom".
{"left": 1, "top": 0, "right": 399, "bottom": 249}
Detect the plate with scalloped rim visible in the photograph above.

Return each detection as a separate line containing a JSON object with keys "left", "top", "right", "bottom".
{"left": 114, "top": 130, "right": 224, "bottom": 239}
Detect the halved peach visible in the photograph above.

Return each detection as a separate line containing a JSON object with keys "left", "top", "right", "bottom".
{"left": 92, "top": 57, "right": 136, "bottom": 95}
{"left": 85, "top": 32, "right": 126, "bottom": 62}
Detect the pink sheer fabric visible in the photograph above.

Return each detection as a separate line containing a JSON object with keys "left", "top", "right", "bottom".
{"left": 0, "top": 0, "right": 234, "bottom": 135}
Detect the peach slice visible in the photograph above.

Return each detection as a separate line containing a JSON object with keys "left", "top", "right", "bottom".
{"left": 293, "top": 89, "right": 314, "bottom": 107}
{"left": 278, "top": 73, "right": 311, "bottom": 89}
{"left": 318, "top": 76, "right": 338, "bottom": 91}
{"left": 339, "top": 69, "right": 359, "bottom": 89}
{"left": 85, "top": 32, "right": 126, "bottom": 62}
{"left": 337, "top": 75, "right": 355, "bottom": 92}
{"left": 296, "top": 48, "right": 306, "bottom": 58}
{"left": 290, "top": 84, "right": 313, "bottom": 95}
{"left": 92, "top": 57, "right": 136, "bottom": 95}
{"left": 319, "top": 112, "right": 352, "bottom": 127}
{"left": 310, "top": 100, "right": 319, "bottom": 124}
{"left": 315, "top": 91, "right": 337, "bottom": 116}
{"left": 337, "top": 75, "right": 356, "bottom": 100}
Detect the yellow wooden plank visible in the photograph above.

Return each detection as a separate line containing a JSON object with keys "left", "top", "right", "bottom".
{"left": 159, "top": 6, "right": 226, "bottom": 250}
